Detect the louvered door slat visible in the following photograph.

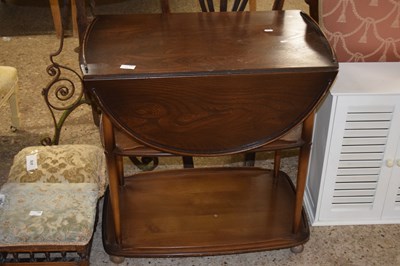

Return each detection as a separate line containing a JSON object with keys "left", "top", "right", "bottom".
{"left": 346, "top": 113, "right": 392, "bottom": 121}
{"left": 343, "top": 129, "right": 389, "bottom": 138}
{"left": 342, "top": 137, "right": 388, "bottom": 145}
{"left": 338, "top": 160, "right": 382, "bottom": 168}
{"left": 345, "top": 121, "right": 391, "bottom": 129}
{"left": 340, "top": 153, "right": 384, "bottom": 161}
{"left": 334, "top": 190, "right": 375, "bottom": 197}
{"left": 341, "top": 145, "right": 386, "bottom": 153}
{"left": 330, "top": 104, "right": 394, "bottom": 211}
{"left": 347, "top": 105, "right": 394, "bottom": 113}
{"left": 337, "top": 168, "right": 381, "bottom": 175}
{"left": 333, "top": 196, "right": 375, "bottom": 204}
{"left": 336, "top": 175, "right": 379, "bottom": 182}
{"left": 335, "top": 182, "right": 378, "bottom": 190}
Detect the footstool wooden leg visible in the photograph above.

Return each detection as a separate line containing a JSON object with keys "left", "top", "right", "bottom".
{"left": 290, "top": 244, "right": 304, "bottom": 253}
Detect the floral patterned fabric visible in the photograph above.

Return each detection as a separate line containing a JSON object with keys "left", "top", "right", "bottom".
{"left": 0, "top": 183, "right": 98, "bottom": 246}
{"left": 7, "top": 144, "right": 107, "bottom": 197}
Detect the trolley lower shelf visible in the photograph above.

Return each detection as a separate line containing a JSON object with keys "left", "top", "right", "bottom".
{"left": 102, "top": 167, "right": 309, "bottom": 257}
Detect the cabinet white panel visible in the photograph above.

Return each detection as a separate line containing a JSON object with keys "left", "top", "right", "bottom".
{"left": 382, "top": 135, "right": 400, "bottom": 220}
{"left": 318, "top": 96, "right": 400, "bottom": 222}
{"left": 305, "top": 62, "right": 400, "bottom": 225}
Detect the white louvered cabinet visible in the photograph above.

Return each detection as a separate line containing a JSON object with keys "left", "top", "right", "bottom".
{"left": 304, "top": 62, "right": 400, "bottom": 225}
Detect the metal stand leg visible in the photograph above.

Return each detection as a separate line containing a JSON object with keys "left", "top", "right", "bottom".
{"left": 41, "top": 27, "right": 91, "bottom": 145}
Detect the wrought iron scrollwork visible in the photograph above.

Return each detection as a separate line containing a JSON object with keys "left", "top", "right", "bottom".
{"left": 41, "top": 29, "right": 89, "bottom": 146}
{"left": 129, "top": 156, "right": 160, "bottom": 171}
{"left": 40, "top": 1, "right": 161, "bottom": 171}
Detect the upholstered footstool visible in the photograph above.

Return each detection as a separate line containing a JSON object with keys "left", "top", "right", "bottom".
{"left": 0, "top": 66, "right": 20, "bottom": 131}
{"left": 0, "top": 144, "right": 107, "bottom": 265}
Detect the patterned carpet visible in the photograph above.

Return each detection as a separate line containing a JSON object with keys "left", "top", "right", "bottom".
{"left": 1, "top": 0, "right": 59, "bottom": 36}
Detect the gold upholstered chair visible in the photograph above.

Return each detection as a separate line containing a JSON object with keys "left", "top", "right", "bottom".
{"left": 0, "top": 66, "right": 20, "bottom": 131}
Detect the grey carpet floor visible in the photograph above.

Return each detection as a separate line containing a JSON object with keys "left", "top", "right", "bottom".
{"left": 1, "top": 0, "right": 61, "bottom": 36}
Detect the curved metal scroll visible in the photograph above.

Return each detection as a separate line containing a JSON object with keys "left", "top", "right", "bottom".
{"left": 40, "top": 23, "right": 159, "bottom": 170}
{"left": 41, "top": 28, "right": 90, "bottom": 146}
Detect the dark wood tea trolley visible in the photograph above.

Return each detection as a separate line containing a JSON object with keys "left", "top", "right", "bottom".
{"left": 80, "top": 10, "right": 338, "bottom": 262}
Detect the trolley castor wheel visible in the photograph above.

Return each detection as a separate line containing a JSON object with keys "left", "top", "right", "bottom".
{"left": 109, "top": 255, "right": 125, "bottom": 264}
{"left": 290, "top": 244, "right": 304, "bottom": 253}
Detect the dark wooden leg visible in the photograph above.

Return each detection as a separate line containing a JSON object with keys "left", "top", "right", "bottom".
{"left": 273, "top": 150, "right": 281, "bottom": 178}
{"left": 49, "top": 0, "right": 63, "bottom": 39}
{"left": 116, "top": 155, "right": 124, "bottom": 186}
{"left": 244, "top": 152, "right": 256, "bottom": 166}
{"left": 305, "top": 0, "right": 319, "bottom": 21}
{"left": 71, "top": 0, "right": 78, "bottom": 37}
{"left": 293, "top": 113, "right": 314, "bottom": 234}
{"left": 91, "top": 104, "right": 101, "bottom": 126}
{"left": 102, "top": 114, "right": 122, "bottom": 244}
{"left": 272, "top": 0, "right": 285, "bottom": 10}
{"left": 183, "top": 156, "right": 194, "bottom": 168}
{"left": 75, "top": 0, "right": 90, "bottom": 43}
{"left": 160, "top": 0, "right": 170, "bottom": 13}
